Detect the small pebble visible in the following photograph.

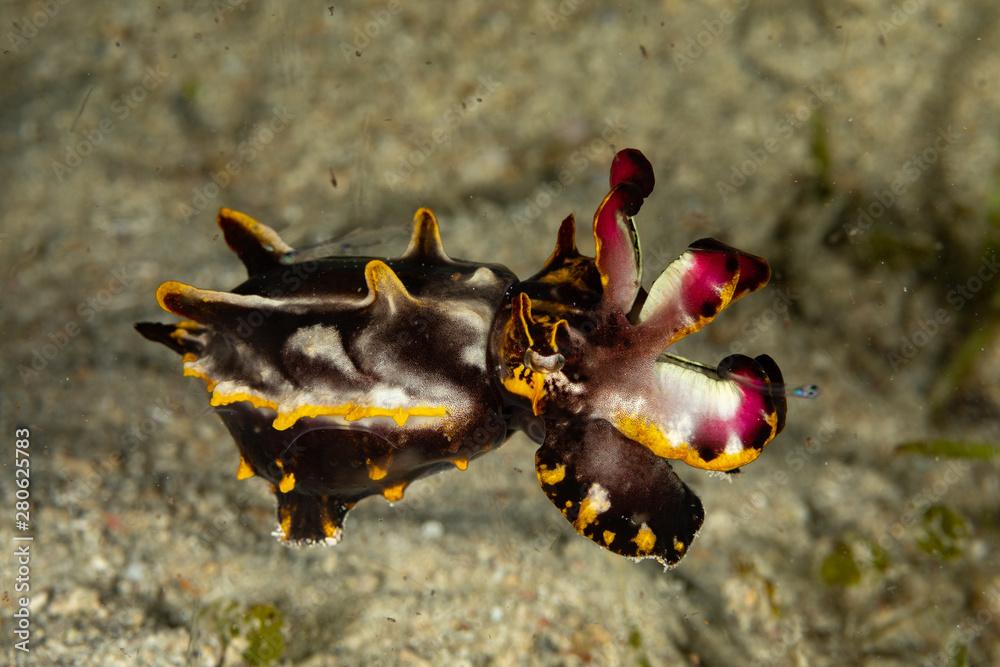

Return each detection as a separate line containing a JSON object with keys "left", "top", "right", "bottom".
{"left": 421, "top": 520, "right": 444, "bottom": 539}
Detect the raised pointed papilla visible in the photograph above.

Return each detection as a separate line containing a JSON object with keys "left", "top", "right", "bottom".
{"left": 540, "top": 214, "right": 580, "bottom": 270}
{"left": 363, "top": 260, "right": 417, "bottom": 314}
{"left": 134, "top": 320, "right": 207, "bottom": 356}
{"left": 401, "top": 207, "right": 451, "bottom": 263}
{"left": 155, "top": 280, "right": 288, "bottom": 327}
{"left": 217, "top": 208, "right": 294, "bottom": 275}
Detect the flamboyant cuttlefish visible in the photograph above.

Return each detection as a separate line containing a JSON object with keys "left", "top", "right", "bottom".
{"left": 136, "top": 148, "right": 787, "bottom": 568}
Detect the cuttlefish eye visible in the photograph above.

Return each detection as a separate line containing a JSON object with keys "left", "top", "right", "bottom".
{"left": 524, "top": 349, "right": 565, "bottom": 373}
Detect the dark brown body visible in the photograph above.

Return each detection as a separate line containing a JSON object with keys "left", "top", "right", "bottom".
{"left": 138, "top": 149, "right": 788, "bottom": 567}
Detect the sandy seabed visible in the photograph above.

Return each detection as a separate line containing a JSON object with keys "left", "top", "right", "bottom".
{"left": 2, "top": 2, "right": 999, "bottom": 665}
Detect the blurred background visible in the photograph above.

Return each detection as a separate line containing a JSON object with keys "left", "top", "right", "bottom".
{"left": 2, "top": 1, "right": 999, "bottom": 665}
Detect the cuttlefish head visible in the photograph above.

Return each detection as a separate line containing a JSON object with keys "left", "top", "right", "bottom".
{"left": 497, "top": 148, "right": 788, "bottom": 568}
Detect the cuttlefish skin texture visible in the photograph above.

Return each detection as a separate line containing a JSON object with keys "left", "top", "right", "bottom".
{"left": 137, "top": 149, "right": 786, "bottom": 568}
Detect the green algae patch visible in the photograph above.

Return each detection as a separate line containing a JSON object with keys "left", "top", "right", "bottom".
{"left": 895, "top": 439, "right": 1000, "bottom": 460}
{"left": 820, "top": 541, "right": 861, "bottom": 588}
